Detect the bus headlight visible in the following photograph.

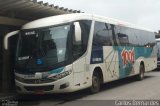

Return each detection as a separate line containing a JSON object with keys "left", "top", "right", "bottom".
{"left": 48, "top": 70, "right": 72, "bottom": 80}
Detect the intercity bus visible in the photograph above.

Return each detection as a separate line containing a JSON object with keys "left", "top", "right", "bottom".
{"left": 5, "top": 13, "right": 157, "bottom": 94}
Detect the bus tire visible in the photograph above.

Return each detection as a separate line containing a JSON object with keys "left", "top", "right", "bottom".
{"left": 90, "top": 71, "right": 100, "bottom": 93}
{"left": 136, "top": 64, "right": 145, "bottom": 81}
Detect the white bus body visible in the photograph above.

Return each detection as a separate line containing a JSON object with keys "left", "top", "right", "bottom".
{"left": 12, "top": 13, "right": 157, "bottom": 94}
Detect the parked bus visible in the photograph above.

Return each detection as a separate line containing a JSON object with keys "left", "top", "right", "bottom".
{"left": 156, "top": 38, "right": 160, "bottom": 67}
{"left": 5, "top": 13, "right": 157, "bottom": 94}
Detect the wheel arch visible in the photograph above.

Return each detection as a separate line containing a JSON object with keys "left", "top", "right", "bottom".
{"left": 140, "top": 61, "right": 145, "bottom": 72}
{"left": 92, "top": 66, "right": 104, "bottom": 84}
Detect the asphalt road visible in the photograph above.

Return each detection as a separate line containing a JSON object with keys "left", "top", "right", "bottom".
{"left": 12, "top": 70, "right": 160, "bottom": 106}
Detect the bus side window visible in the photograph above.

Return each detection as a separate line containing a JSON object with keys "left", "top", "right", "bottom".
{"left": 117, "top": 33, "right": 129, "bottom": 45}
{"left": 115, "top": 26, "right": 129, "bottom": 46}
{"left": 79, "top": 20, "right": 92, "bottom": 52}
{"left": 93, "top": 21, "right": 113, "bottom": 46}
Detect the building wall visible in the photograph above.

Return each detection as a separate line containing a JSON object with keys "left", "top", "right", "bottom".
{"left": 0, "top": 25, "right": 20, "bottom": 91}
{"left": 0, "top": 17, "right": 27, "bottom": 91}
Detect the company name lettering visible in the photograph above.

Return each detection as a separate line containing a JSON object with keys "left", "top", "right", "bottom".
{"left": 121, "top": 48, "right": 135, "bottom": 66}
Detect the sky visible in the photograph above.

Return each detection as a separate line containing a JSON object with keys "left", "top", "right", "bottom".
{"left": 40, "top": 0, "right": 160, "bottom": 32}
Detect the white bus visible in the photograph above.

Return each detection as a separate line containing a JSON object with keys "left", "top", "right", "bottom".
{"left": 6, "top": 13, "right": 157, "bottom": 94}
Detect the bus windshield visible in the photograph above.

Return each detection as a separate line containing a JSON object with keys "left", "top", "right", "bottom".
{"left": 15, "top": 24, "right": 71, "bottom": 72}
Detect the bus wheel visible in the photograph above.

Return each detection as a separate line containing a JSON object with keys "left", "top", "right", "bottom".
{"left": 90, "top": 71, "right": 100, "bottom": 93}
{"left": 137, "top": 64, "right": 145, "bottom": 81}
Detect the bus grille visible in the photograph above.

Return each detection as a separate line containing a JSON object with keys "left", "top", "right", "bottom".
{"left": 15, "top": 76, "right": 55, "bottom": 84}
{"left": 24, "top": 85, "right": 54, "bottom": 91}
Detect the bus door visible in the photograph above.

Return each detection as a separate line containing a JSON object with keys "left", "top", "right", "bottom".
{"left": 72, "top": 22, "right": 86, "bottom": 88}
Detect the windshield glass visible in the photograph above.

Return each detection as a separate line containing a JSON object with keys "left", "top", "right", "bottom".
{"left": 16, "top": 24, "right": 71, "bottom": 72}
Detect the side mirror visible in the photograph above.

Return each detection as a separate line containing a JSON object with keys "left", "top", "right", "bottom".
{"left": 74, "top": 22, "right": 81, "bottom": 43}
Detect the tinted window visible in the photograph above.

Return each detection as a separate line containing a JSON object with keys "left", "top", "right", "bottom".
{"left": 80, "top": 20, "right": 92, "bottom": 52}
{"left": 133, "top": 30, "right": 142, "bottom": 46}
{"left": 118, "top": 33, "right": 129, "bottom": 45}
{"left": 148, "top": 32, "right": 156, "bottom": 47}
{"left": 139, "top": 30, "right": 147, "bottom": 46}
{"left": 136, "top": 30, "right": 155, "bottom": 47}
{"left": 93, "top": 21, "right": 113, "bottom": 46}
{"left": 128, "top": 29, "right": 139, "bottom": 46}
{"left": 115, "top": 26, "right": 129, "bottom": 46}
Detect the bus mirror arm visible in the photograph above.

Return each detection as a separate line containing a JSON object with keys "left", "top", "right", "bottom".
{"left": 4, "top": 30, "right": 19, "bottom": 50}
{"left": 74, "top": 22, "right": 81, "bottom": 43}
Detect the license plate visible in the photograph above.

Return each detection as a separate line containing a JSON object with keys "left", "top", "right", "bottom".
{"left": 34, "top": 90, "right": 44, "bottom": 94}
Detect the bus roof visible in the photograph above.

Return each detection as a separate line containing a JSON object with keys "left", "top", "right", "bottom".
{"left": 22, "top": 13, "right": 153, "bottom": 32}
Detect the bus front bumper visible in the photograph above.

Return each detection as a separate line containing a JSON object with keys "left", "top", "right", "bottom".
{"left": 15, "top": 75, "right": 74, "bottom": 94}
